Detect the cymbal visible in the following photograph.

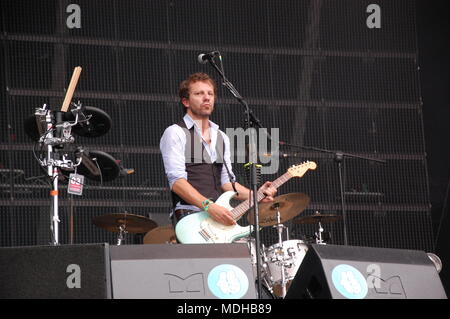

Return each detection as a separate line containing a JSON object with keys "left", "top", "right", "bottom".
{"left": 143, "top": 225, "right": 177, "bottom": 244}
{"left": 293, "top": 212, "right": 342, "bottom": 224}
{"left": 64, "top": 106, "right": 112, "bottom": 138}
{"left": 247, "top": 193, "right": 310, "bottom": 227}
{"left": 93, "top": 213, "right": 157, "bottom": 233}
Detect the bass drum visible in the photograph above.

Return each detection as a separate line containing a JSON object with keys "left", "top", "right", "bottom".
{"left": 264, "top": 239, "right": 308, "bottom": 297}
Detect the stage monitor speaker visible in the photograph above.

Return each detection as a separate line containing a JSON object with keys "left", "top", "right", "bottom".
{"left": 285, "top": 244, "right": 447, "bottom": 299}
{"left": 110, "top": 243, "right": 256, "bottom": 299}
{"left": 0, "top": 244, "right": 111, "bottom": 299}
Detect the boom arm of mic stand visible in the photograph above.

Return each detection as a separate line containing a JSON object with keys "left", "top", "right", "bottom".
{"left": 280, "top": 142, "right": 387, "bottom": 164}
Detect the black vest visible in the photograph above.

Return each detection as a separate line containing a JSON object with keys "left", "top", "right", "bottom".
{"left": 171, "top": 120, "right": 225, "bottom": 207}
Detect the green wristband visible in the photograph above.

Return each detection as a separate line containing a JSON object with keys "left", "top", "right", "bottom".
{"left": 202, "top": 199, "right": 213, "bottom": 212}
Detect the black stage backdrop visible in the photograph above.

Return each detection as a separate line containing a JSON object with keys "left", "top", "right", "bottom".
{"left": 0, "top": 0, "right": 448, "bottom": 292}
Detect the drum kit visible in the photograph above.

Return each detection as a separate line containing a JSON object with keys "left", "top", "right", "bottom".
{"left": 91, "top": 192, "right": 342, "bottom": 299}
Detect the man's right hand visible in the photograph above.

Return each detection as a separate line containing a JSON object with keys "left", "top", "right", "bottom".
{"left": 207, "top": 203, "right": 236, "bottom": 226}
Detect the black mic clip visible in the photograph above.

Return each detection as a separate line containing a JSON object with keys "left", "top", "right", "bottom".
{"left": 197, "top": 51, "right": 220, "bottom": 64}
{"left": 69, "top": 101, "right": 87, "bottom": 124}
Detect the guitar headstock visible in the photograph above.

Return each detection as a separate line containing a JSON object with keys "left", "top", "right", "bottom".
{"left": 287, "top": 161, "right": 317, "bottom": 178}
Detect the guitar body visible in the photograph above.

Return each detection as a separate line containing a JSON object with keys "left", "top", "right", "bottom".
{"left": 175, "top": 191, "right": 252, "bottom": 244}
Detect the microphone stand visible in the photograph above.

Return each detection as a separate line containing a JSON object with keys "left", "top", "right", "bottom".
{"left": 280, "top": 142, "right": 386, "bottom": 246}
{"left": 204, "top": 55, "right": 265, "bottom": 298}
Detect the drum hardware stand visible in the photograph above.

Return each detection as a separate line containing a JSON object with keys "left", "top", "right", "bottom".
{"left": 315, "top": 221, "right": 325, "bottom": 245}
{"left": 117, "top": 224, "right": 128, "bottom": 245}
{"left": 272, "top": 208, "right": 289, "bottom": 298}
{"left": 35, "top": 103, "right": 84, "bottom": 245}
{"left": 115, "top": 212, "right": 130, "bottom": 245}
{"left": 312, "top": 211, "right": 326, "bottom": 245}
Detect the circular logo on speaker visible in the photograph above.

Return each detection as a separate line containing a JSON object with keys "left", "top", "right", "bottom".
{"left": 331, "top": 264, "right": 368, "bottom": 299}
{"left": 207, "top": 264, "right": 249, "bottom": 299}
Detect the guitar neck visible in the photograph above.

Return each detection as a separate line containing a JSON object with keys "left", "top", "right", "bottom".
{"left": 231, "top": 172, "right": 291, "bottom": 220}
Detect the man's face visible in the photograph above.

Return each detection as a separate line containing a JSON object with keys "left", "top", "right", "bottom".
{"left": 182, "top": 81, "right": 215, "bottom": 119}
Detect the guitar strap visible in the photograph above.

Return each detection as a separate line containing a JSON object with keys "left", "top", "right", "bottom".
{"left": 215, "top": 131, "right": 238, "bottom": 196}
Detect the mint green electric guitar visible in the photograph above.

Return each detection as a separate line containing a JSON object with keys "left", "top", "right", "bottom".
{"left": 175, "top": 161, "right": 317, "bottom": 244}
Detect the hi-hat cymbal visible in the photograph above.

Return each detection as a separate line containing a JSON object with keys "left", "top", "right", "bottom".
{"left": 293, "top": 212, "right": 342, "bottom": 224}
{"left": 247, "top": 193, "right": 310, "bottom": 227}
{"left": 143, "top": 225, "right": 177, "bottom": 244}
{"left": 93, "top": 213, "right": 157, "bottom": 233}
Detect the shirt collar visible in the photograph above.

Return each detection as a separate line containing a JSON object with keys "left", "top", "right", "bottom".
{"left": 183, "top": 113, "right": 219, "bottom": 131}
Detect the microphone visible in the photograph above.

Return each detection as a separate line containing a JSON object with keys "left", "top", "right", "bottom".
{"left": 197, "top": 51, "right": 220, "bottom": 64}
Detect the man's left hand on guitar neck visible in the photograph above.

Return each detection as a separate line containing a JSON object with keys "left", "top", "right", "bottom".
{"left": 258, "top": 181, "right": 277, "bottom": 203}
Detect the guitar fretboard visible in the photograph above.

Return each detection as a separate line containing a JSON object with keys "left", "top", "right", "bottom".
{"left": 231, "top": 172, "right": 292, "bottom": 219}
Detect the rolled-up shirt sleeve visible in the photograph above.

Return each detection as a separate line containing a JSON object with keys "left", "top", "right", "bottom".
{"left": 160, "top": 125, "right": 187, "bottom": 189}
